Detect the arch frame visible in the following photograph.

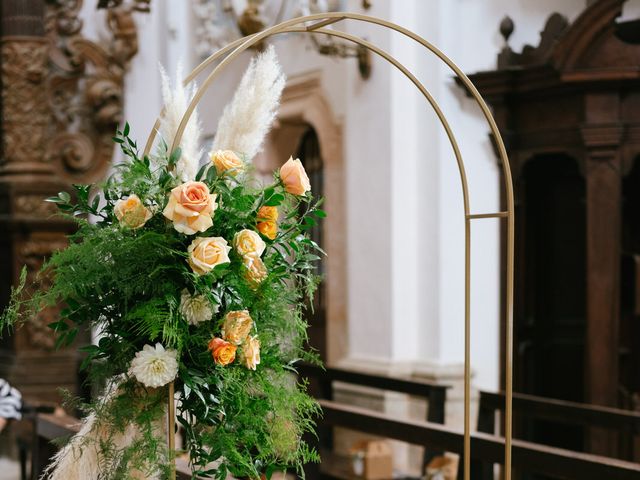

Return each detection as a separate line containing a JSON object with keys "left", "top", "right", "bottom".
{"left": 145, "top": 13, "right": 515, "bottom": 480}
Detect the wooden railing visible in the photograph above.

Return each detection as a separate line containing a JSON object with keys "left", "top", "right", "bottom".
{"left": 478, "top": 390, "right": 640, "bottom": 434}
{"left": 298, "top": 363, "right": 450, "bottom": 473}
{"left": 472, "top": 390, "right": 640, "bottom": 477}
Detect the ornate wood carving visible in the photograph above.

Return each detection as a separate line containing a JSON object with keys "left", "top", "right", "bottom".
{"left": 463, "top": 0, "right": 640, "bottom": 459}
{"left": 44, "top": 0, "right": 143, "bottom": 183}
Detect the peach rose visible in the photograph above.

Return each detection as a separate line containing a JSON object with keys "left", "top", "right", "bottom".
{"left": 280, "top": 157, "right": 311, "bottom": 196}
{"left": 243, "top": 255, "right": 268, "bottom": 288}
{"left": 163, "top": 181, "right": 218, "bottom": 235}
{"left": 241, "top": 335, "right": 261, "bottom": 371}
{"left": 210, "top": 150, "right": 245, "bottom": 176}
{"left": 222, "top": 310, "right": 253, "bottom": 345}
{"left": 257, "top": 221, "right": 277, "bottom": 240}
{"left": 114, "top": 194, "right": 152, "bottom": 229}
{"left": 187, "top": 237, "right": 231, "bottom": 276}
{"left": 208, "top": 337, "right": 237, "bottom": 366}
{"left": 233, "top": 229, "right": 266, "bottom": 258}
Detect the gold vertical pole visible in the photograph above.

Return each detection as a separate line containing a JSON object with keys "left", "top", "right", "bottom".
{"left": 504, "top": 211, "right": 515, "bottom": 479}
{"left": 168, "top": 381, "right": 176, "bottom": 480}
{"left": 464, "top": 218, "right": 471, "bottom": 480}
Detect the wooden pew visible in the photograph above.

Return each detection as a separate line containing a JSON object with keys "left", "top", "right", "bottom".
{"left": 298, "top": 363, "right": 450, "bottom": 474}
{"left": 321, "top": 399, "right": 640, "bottom": 480}
{"left": 472, "top": 390, "right": 640, "bottom": 478}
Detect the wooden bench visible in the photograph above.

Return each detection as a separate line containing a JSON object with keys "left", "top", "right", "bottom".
{"left": 321, "top": 399, "right": 640, "bottom": 480}
{"left": 473, "top": 390, "right": 640, "bottom": 478}
{"left": 298, "top": 363, "right": 450, "bottom": 475}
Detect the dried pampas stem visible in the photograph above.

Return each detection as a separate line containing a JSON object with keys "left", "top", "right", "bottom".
{"left": 41, "top": 377, "right": 162, "bottom": 480}
{"left": 158, "top": 64, "right": 203, "bottom": 182}
{"left": 211, "top": 45, "right": 286, "bottom": 161}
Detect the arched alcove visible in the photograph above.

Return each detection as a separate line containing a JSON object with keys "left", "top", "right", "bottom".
{"left": 255, "top": 73, "right": 346, "bottom": 364}
{"left": 515, "top": 155, "right": 586, "bottom": 454}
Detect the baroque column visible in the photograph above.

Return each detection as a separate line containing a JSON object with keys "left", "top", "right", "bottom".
{"left": 0, "top": 0, "right": 145, "bottom": 403}
{"left": 0, "top": 0, "right": 75, "bottom": 403}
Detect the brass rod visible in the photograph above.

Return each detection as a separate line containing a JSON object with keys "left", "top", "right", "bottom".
{"left": 168, "top": 381, "right": 176, "bottom": 480}
{"left": 464, "top": 217, "right": 471, "bottom": 480}
{"left": 467, "top": 212, "right": 509, "bottom": 219}
{"left": 144, "top": 13, "right": 515, "bottom": 478}
{"left": 305, "top": 17, "right": 345, "bottom": 31}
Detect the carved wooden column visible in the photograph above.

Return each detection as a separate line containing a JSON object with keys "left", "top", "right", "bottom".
{"left": 0, "top": 0, "right": 145, "bottom": 404}
{"left": 582, "top": 94, "right": 623, "bottom": 409}
{"left": 581, "top": 93, "right": 623, "bottom": 455}
{"left": 0, "top": 0, "right": 77, "bottom": 404}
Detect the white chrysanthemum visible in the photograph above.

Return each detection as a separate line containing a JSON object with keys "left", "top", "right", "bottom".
{"left": 180, "top": 289, "right": 216, "bottom": 325}
{"left": 129, "top": 344, "right": 178, "bottom": 388}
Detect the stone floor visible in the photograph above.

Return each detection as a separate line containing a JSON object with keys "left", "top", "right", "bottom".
{"left": 0, "top": 458, "right": 20, "bottom": 480}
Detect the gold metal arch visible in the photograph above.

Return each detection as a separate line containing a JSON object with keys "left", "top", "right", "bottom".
{"left": 146, "top": 13, "right": 515, "bottom": 480}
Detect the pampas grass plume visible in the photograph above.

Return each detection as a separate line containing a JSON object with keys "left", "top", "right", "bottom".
{"left": 210, "top": 45, "right": 285, "bottom": 161}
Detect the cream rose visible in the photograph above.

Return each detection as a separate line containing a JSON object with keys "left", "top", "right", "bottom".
{"left": 280, "top": 157, "right": 311, "bottom": 196}
{"left": 222, "top": 310, "right": 253, "bottom": 345}
{"left": 114, "top": 194, "right": 152, "bottom": 229}
{"left": 210, "top": 150, "right": 245, "bottom": 176}
{"left": 233, "top": 229, "right": 266, "bottom": 258}
{"left": 163, "top": 181, "right": 218, "bottom": 235}
{"left": 187, "top": 236, "right": 231, "bottom": 276}
{"left": 243, "top": 255, "right": 268, "bottom": 288}
{"left": 241, "top": 335, "right": 261, "bottom": 371}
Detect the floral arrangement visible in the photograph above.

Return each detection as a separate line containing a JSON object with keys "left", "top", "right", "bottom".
{"left": 1, "top": 47, "right": 324, "bottom": 479}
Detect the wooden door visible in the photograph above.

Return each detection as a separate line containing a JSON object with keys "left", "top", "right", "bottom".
{"left": 296, "top": 128, "right": 327, "bottom": 361}
{"left": 514, "top": 156, "right": 587, "bottom": 457}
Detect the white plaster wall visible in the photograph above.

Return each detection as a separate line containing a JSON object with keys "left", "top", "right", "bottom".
{"left": 408, "top": 0, "right": 587, "bottom": 391}
{"left": 111, "top": 0, "right": 590, "bottom": 393}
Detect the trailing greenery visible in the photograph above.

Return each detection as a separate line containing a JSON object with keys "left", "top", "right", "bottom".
{"left": 1, "top": 124, "right": 324, "bottom": 479}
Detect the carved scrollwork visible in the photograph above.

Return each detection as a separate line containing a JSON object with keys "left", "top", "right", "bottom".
{"left": 43, "top": 0, "right": 146, "bottom": 183}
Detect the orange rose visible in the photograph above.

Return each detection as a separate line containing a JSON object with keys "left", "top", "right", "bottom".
{"left": 256, "top": 206, "right": 278, "bottom": 240}
{"left": 280, "top": 157, "right": 311, "bottom": 196}
{"left": 257, "top": 206, "right": 278, "bottom": 222}
{"left": 208, "top": 337, "right": 237, "bottom": 366}
{"left": 222, "top": 310, "right": 253, "bottom": 345}
{"left": 114, "top": 194, "right": 152, "bottom": 229}
{"left": 257, "top": 221, "right": 277, "bottom": 240}
{"left": 210, "top": 150, "right": 244, "bottom": 176}
{"left": 163, "top": 181, "right": 218, "bottom": 235}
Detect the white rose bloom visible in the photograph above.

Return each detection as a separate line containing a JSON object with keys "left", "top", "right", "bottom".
{"left": 129, "top": 343, "right": 178, "bottom": 388}
{"left": 180, "top": 289, "right": 216, "bottom": 325}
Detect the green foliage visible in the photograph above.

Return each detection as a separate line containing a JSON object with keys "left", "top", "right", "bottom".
{"left": 1, "top": 126, "right": 325, "bottom": 478}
